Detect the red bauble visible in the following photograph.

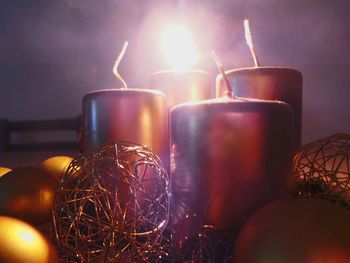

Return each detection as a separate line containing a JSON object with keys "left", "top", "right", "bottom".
{"left": 234, "top": 198, "right": 350, "bottom": 263}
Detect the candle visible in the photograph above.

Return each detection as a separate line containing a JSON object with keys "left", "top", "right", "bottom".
{"left": 82, "top": 89, "right": 169, "bottom": 169}
{"left": 150, "top": 23, "right": 213, "bottom": 109}
{"left": 82, "top": 42, "right": 169, "bottom": 168}
{"left": 150, "top": 69, "right": 213, "bottom": 109}
{"left": 215, "top": 20, "right": 303, "bottom": 150}
{"left": 216, "top": 67, "right": 303, "bottom": 149}
{"left": 170, "top": 96, "right": 294, "bottom": 240}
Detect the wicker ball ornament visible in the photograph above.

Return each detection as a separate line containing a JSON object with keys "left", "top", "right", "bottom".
{"left": 52, "top": 142, "right": 170, "bottom": 262}
{"left": 291, "top": 133, "right": 350, "bottom": 209}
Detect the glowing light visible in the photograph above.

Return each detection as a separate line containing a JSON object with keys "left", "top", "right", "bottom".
{"left": 19, "top": 229, "right": 35, "bottom": 243}
{"left": 40, "top": 188, "right": 54, "bottom": 205}
{"left": 0, "top": 216, "right": 52, "bottom": 262}
{"left": 160, "top": 24, "right": 199, "bottom": 71}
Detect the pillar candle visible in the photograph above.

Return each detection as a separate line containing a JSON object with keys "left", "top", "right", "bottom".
{"left": 150, "top": 69, "right": 213, "bottom": 110}
{"left": 170, "top": 96, "right": 294, "bottom": 241}
{"left": 82, "top": 89, "right": 169, "bottom": 169}
{"left": 216, "top": 67, "right": 302, "bottom": 150}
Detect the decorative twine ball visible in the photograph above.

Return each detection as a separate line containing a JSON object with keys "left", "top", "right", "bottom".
{"left": 291, "top": 133, "right": 350, "bottom": 209}
{"left": 52, "top": 142, "right": 170, "bottom": 262}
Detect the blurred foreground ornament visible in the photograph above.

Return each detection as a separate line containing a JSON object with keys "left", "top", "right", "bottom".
{"left": 0, "top": 215, "right": 58, "bottom": 263}
{"left": 52, "top": 142, "right": 170, "bottom": 262}
{"left": 233, "top": 198, "right": 350, "bottom": 263}
{"left": 291, "top": 133, "right": 350, "bottom": 209}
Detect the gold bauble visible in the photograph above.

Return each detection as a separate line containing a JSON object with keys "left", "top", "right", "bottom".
{"left": 39, "top": 155, "right": 73, "bottom": 181}
{"left": 0, "top": 166, "right": 11, "bottom": 177}
{"left": 0, "top": 166, "right": 58, "bottom": 225}
{"left": 234, "top": 198, "right": 350, "bottom": 263}
{"left": 0, "top": 216, "right": 58, "bottom": 263}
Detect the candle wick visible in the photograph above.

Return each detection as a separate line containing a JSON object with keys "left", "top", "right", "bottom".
{"left": 113, "top": 41, "right": 129, "bottom": 89}
{"left": 208, "top": 50, "right": 234, "bottom": 98}
{"left": 244, "top": 19, "right": 261, "bottom": 67}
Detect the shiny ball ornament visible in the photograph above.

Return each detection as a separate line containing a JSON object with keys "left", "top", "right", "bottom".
{"left": 0, "top": 166, "right": 58, "bottom": 225}
{"left": 0, "top": 166, "right": 11, "bottom": 177}
{"left": 39, "top": 155, "right": 73, "bottom": 181}
{"left": 234, "top": 198, "right": 350, "bottom": 263}
{"left": 0, "top": 215, "right": 58, "bottom": 263}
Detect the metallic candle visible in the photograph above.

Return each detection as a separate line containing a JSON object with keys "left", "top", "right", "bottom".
{"left": 150, "top": 69, "right": 213, "bottom": 110}
{"left": 170, "top": 96, "right": 294, "bottom": 240}
{"left": 82, "top": 89, "right": 169, "bottom": 169}
{"left": 216, "top": 67, "right": 303, "bottom": 150}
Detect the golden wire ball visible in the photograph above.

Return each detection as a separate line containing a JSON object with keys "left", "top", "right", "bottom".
{"left": 52, "top": 142, "right": 170, "bottom": 262}
{"left": 291, "top": 133, "right": 350, "bottom": 209}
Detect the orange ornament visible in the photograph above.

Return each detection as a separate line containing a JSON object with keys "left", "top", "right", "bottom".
{"left": 234, "top": 198, "right": 350, "bottom": 263}
{"left": 0, "top": 215, "right": 58, "bottom": 263}
{"left": 39, "top": 155, "right": 73, "bottom": 181}
{"left": 0, "top": 166, "right": 58, "bottom": 225}
{"left": 0, "top": 166, "right": 11, "bottom": 177}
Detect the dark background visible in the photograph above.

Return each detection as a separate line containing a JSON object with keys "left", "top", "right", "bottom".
{"left": 0, "top": 0, "right": 349, "bottom": 144}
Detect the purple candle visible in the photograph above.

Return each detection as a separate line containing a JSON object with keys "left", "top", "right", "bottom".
{"left": 150, "top": 69, "right": 213, "bottom": 110}
{"left": 82, "top": 89, "right": 169, "bottom": 169}
{"left": 216, "top": 67, "right": 302, "bottom": 150}
{"left": 170, "top": 96, "right": 294, "bottom": 240}
{"left": 150, "top": 24, "right": 214, "bottom": 110}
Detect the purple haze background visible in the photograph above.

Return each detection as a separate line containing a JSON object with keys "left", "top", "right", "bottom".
{"left": 0, "top": 0, "right": 349, "bottom": 144}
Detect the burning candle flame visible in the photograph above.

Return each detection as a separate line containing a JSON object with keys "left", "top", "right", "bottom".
{"left": 160, "top": 24, "right": 199, "bottom": 71}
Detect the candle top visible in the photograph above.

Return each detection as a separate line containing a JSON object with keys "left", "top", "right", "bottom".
{"left": 218, "top": 66, "right": 302, "bottom": 78}
{"left": 83, "top": 88, "right": 166, "bottom": 100}
{"left": 171, "top": 95, "right": 291, "bottom": 112}
{"left": 215, "top": 67, "right": 302, "bottom": 85}
{"left": 152, "top": 69, "right": 209, "bottom": 76}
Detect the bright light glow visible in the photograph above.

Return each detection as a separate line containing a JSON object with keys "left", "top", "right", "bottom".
{"left": 160, "top": 24, "right": 199, "bottom": 71}
{"left": 19, "top": 229, "right": 35, "bottom": 243}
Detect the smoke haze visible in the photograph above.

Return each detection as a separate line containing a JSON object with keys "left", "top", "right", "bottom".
{"left": 0, "top": 0, "right": 349, "bottom": 143}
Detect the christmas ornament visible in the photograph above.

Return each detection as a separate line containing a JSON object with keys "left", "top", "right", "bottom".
{"left": 0, "top": 166, "right": 58, "bottom": 225}
{"left": 234, "top": 198, "right": 350, "bottom": 263}
{"left": 0, "top": 166, "right": 11, "bottom": 177}
{"left": 39, "top": 155, "right": 73, "bottom": 181}
{"left": 0, "top": 215, "right": 58, "bottom": 263}
{"left": 53, "top": 142, "right": 170, "bottom": 262}
{"left": 291, "top": 133, "right": 350, "bottom": 209}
